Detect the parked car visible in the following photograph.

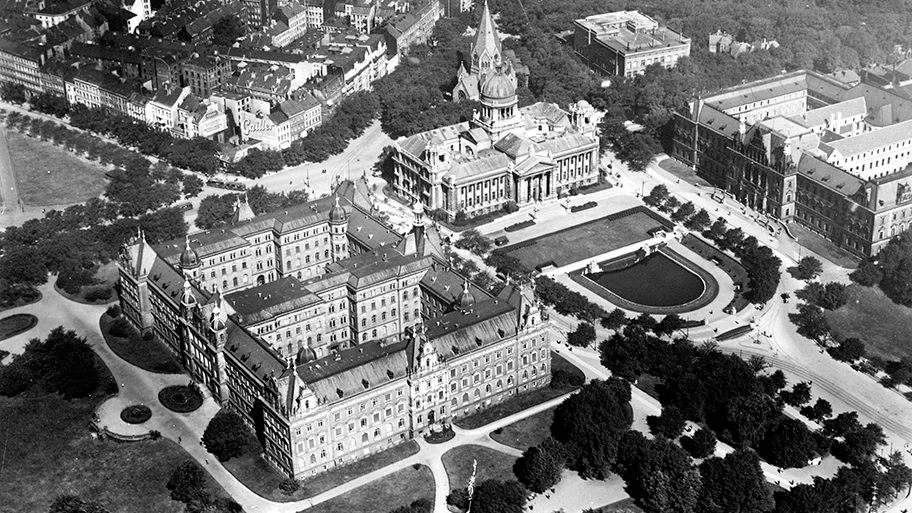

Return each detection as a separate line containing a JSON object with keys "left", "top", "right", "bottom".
{"left": 494, "top": 235, "right": 509, "bottom": 246}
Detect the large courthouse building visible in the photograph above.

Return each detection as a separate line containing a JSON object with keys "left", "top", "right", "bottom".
{"left": 117, "top": 180, "right": 552, "bottom": 478}
{"left": 392, "top": 1, "right": 601, "bottom": 220}
{"left": 673, "top": 69, "right": 912, "bottom": 257}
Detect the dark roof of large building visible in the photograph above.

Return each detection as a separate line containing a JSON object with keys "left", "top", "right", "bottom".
{"left": 226, "top": 276, "right": 323, "bottom": 324}
{"left": 796, "top": 153, "right": 864, "bottom": 196}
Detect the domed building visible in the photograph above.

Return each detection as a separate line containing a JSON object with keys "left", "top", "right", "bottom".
{"left": 393, "top": 0, "right": 602, "bottom": 222}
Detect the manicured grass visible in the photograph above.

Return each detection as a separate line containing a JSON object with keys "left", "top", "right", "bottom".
{"left": 224, "top": 440, "right": 420, "bottom": 502}
{"left": 0, "top": 313, "right": 37, "bottom": 341}
{"left": 503, "top": 209, "right": 665, "bottom": 270}
{"left": 0, "top": 362, "right": 227, "bottom": 513}
{"left": 453, "top": 352, "right": 582, "bottom": 430}
{"left": 490, "top": 406, "right": 556, "bottom": 451}
{"left": 825, "top": 284, "right": 912, "bottom": 362}
{"left": 635, "top": 373, "right": 663, "bottom": 401}
{"left": 6, "top": 130, "right": 107, "bottom": 206}
{"left": 100, "top": 314, "right": 183, "bottom": 374}
{"left": 442, "top": 444, "right": 518, "bottom": 491}
{"left": 302, "top": 465, "right": 434, "bottom": 513}
{"left": 56, "top": 262, "right": 120, "bottom": 305}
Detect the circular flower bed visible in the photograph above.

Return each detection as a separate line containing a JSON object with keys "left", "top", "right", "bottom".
{"left": 424, "top": 425, "right": 455, "bottom": 444}
{"left": 158, "top": 385, "right": 203, "bottom": 413}
{"left": 120, "top": 404, "right": 152, "bottom": 424}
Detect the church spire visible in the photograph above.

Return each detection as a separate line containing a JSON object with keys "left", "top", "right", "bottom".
{"left": 472, "top": 0, "right": 502, "bottom": 74}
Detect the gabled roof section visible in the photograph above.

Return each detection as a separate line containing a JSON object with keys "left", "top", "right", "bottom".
{"left": 425, "top": 298, "right": 516, "bottom": 359}
{"left": 395, "top": 223, "right": 447, "bottom": 262}
{"left": 225, "top": 276, "right": 323, "bottom": 325}
{"left": 797, "top": 153, "right": 863, "bottom": 196}
{"left": 297, "top": 339, "right": 410, "bottom": 406}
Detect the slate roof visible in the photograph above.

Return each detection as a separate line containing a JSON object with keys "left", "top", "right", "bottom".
{"left": 225, "top": 276, "right": 322, "bottom": 324}
{"left": 797, "top": 153, "right": 864, "bottom": 195}
{"left": 297, "top": 339, "right": 410, "bottom": 406}
{"left": 827, "top": 119, "right": 912, "bottom": 157}
{"left": 425, "top": 298, "right": 516, "bottom": 359}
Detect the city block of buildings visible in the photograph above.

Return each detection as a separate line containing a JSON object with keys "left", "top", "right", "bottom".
{"left": 117, "top": 180, "right": 552, "bottom": 478}
{"left": 572, "top": 10, "right": 690, "bottom": 77}
{"left": 673, "top": 69, "right": 912, "bottom": 257}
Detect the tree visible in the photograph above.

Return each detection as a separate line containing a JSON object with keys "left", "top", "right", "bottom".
{"left": 49, "top": 494, "right": 111, "bottom": 513}
{"left": 849, "top": 259, "right": 882, "bottom": 286}
{"left": 672, "top": 201, "right": 696, "bottom": 223}
{"left": 1, "top": 82, "right": 27, "bottom": 103}
{"left": 195, "top": 194, "right": 238, "bottom": 230}
{"left": 212, "top": 15, "right": 246, "bottom": 46}
{"left": 647, "top": 405, "right": 687, "bottom": 439}
{"left": 800, "top": 398, "right": 833, "bottom": 423}
{"left": 551, "top": 378, "right": 633, "bottom": 479}
{"left": 654, "top": 314, "right": 684, "bottom": 336}
{"left": 697, "top": 449, "right": 774, "bottom": 513}
{"left": 625, "top": 438, "right": 702, "bottom": 513}
{"left": 684, "top": 208, "right": 711, "bottom": 231}
{"left": 644, "top": 184, "right": 670, "bottom": 207}
{"left": 791, "top": 303, "right": 829, "bottom": 341}
{"left": 631, "top": 313, "right": 658, "bottom": 332}
{"left": 682, "top": 427, "right": 717, "bottom": 458}
{"left": 0, "top": 327, "right": 101, "bottom": 399}
{"left": 780, "top": 381, "right": 812, "bottom": 408}
{"left": 513, "top": 438, "right": 565, "bottom": 493}
{"left": 182, "top": 174, "right": 204, "bottom": 199}
{"left": 166, "top": 461, "right": 211, "bottom": 512}
{"left": 875, "top": 231, "right": 912, "bottom": 306}
{"left": 833, "top": 423, "right": 886, "bottom": 466}
{"left": 454, "top": 229, "right": 493, "bottom": 255}
{"left": 202, "top": 411, "right": 254, "bottom": 462}
{"left": 470, "top": 480, "right": 526, "bottom": 513}
{"left": 600, "top": 308, "right": 627, "bottom": 330}
{"left": 760, "top": 418, "right": 817, "bottom": 468}
{"left": 567, "top": 322, "right": 596, "bottom": 347}
{"left": 831, "top": 337, "right": 865, "bottom": 363}
{"left": 795, "top": 256, "right": 823, "bottom": 281}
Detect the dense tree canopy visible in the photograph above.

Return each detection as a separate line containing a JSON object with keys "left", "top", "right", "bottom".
{"left": 0, "top": 327, "right": 104, "bottom": 399}
{"left": 202, "top": 411, "right": 255, "bottom": 462}
{"left": 697, "top": 449, "right": 774, "bottom": 513}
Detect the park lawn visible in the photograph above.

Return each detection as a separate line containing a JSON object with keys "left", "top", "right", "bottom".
{"left": 6, "top": 130, "right": 107, "bottom": 207}
{"left": 100, "top": 314, "right": 183, "bottom": 374}
{"left": 301, "top": 465, "right": 434, "bottom": 513}
{"left": 442, "top": 444, "right": 518, "bottom": 491}
{"left": 504, "top": 211, "right": 664, "bottom": 270}
{"left": 0, "top": 313, "right": 37, "bottom": 340}
{"left": 224, "top": 440, "right": 420, "bottom": 502}
{"left": 490, "top": 406, "right": 555, "bottom": 451}
{"left": 0, "top": 362, "right": 228, "bottom": 513}
{"left": 453, "top": 352, "right": 581, "bottom": 430}
{"left": 825, "top": 284, "right": 912, "bottom": 362}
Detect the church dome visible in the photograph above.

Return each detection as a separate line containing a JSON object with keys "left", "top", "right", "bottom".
{"left": 329, "top": 196, "right": 347, "bottom": 223}
{"left": 297, "top": 347, "right": 318, "bottom": 364}
{"left": 480, "top": 71, "right": 515, "bottom": 100}
{"left": 457, "top": 279, "right": 476, "bottom": 310}
{"left": 180, "top": 237, "right": 200, "bottom": 268}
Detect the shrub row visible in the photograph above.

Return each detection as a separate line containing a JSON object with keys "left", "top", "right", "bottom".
{"left": 505, "top": 220, "right": 535, "bottom": 232}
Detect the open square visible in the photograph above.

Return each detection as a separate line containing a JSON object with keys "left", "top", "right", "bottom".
{"left": 6, "top": 130, "right": 108, "bottom": 207}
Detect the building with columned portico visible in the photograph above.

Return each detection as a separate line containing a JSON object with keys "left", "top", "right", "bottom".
{"left": 391, "top": 0, "right": 601, "bottom": 220}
